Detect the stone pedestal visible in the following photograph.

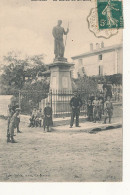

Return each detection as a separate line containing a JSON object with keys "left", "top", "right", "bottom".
{"left": 49, "top": 58, "right": 74, "bottom": 92}
{"left": 48, "top": 58, "right": 74, "bottom": 116}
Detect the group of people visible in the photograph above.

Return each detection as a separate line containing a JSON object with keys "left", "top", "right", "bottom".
{"left": 69, "top": 92, "right": 113, "bottom": 128}
{"left": 29, "top": 102, "right": 53, "bottom": 132}
{"left": 6, "top": 91, "right": 113, "bottom": 143}
{"left": 7, "top": 104, "right": 21, "bottom": 143}
{"left": 28, "top": 91, "right": 113, "bottom": 131}
{"left": 87, "top": 95, "right": 113, "bottom": 123}
{"left": 7, "top": 102, "right": 53, "bottom": 143}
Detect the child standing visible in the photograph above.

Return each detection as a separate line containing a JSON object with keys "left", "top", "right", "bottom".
{"left": 98, "top": 98, "right": 103, "bottom": 121}
{"left": 29, "top": 108, "right": 37, "bottom": 127}
{"left": 87, "top": 100, "right": 93, "bottom": 121}
{"left": 92, "top": 96, "right": 99, "bottom": 123}
{"left": 104, "top": 96, "right": 113, "bottom": 124}
{"left": 36, "top": 109, "right": 43, "bottom": 127}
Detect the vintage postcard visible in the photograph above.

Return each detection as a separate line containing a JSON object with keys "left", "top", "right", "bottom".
{"left": 0, "top": 0, "right": 123, "bottom": 184}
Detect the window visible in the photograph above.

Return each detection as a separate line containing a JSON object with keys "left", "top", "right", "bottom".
{"left": 82, "top": 67, "right": 86, "bottom": 76}
{"left": 99, "top": 54, "right": 102, "bottom": 60}
{"left": 78, "top": 58, "right": 83, "bottom": 66}
{"left": 99, "top": 65, "right": 103, "bottom": 76}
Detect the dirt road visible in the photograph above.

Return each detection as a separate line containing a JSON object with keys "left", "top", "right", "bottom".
{"left": 0, "top": 119, "right": 122, "bottom": 182}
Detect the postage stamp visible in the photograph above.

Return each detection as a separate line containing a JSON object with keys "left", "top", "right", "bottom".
{"left": 87, "top": 8, "right": 118, "bottom": 39}
{"left": 97, "top": 0, "right": 124, "bottom": 29}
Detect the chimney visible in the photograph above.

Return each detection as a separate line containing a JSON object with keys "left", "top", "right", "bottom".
{"left": 101, "top": 41, "right": 104, "bottom": 48}
{"left": 96, "top": 43, "right": 100, "bottom": 50}
{"left": 90, "top": 43, "right": 93, "bottom": 51}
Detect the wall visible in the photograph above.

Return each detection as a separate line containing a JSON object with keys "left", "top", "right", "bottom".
{"left": 118, "top": 48, "right": 123, "bottom": 74}
{"left": 0, "top": 95, "right": 12, "bottom": 116}
{"left": 72, "top": 47, "right": 123, "bottom": 78}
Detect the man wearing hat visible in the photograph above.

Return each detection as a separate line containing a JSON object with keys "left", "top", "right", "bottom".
{"left": 8, "top": 108, "right": 21, "bottom": 143}
{"left": 70, "top": 92, "right": 83, "bottom": 128}
{"left": 9, "top": 103, "right": 22, "bottom": 133}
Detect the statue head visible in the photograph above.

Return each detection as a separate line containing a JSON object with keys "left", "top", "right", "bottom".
{"left": 108, "top": 0, "right": 111, "bottom": 5}
{"left": 57, "top": 20, "right": 62, "bottom": 26}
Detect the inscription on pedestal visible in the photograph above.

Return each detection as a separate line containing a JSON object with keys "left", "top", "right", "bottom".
{"left": 52, "top": 76, "right": 57, "bottom": 89}
{"left": 62, "top": 77, "right": 68, "bottom": 89}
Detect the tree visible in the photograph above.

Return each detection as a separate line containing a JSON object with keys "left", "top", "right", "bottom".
{"left": 24, "top": 54, "right": 47, "bottom": 78}
{"left": 0, "top": 51, "right": 47, "bottom": 95}
{"left": 0, "top": 51, "right": 49, "bottom": 113}
{"left": 21, "top": 78, "right": 50, "bottom": 114}
{"left": 72, "top": 73, "right": 98, "bottom": 104}
{"left": 0, "top": 63, "right": 26, "bottom": 95}
{"left": 73, "top": 74, "right": 98, "bottom": 94}
{"left": 0, "top": 51, "right": 28, "bottom": 94}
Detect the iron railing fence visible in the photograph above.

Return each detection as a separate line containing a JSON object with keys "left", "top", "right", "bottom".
{"left": 38, "top": 85, "right": 122, "bottom": 117}
{"left": 9, "top": 85, "right": 122, "bottom": 117}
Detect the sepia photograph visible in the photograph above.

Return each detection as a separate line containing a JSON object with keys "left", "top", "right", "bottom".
{"left": 0, "top": 0, "right": 123, "bottom": 183}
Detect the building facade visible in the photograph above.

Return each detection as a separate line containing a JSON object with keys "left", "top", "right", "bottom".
{"left": 71, "top": 42, "right": 123, "bottom": 78}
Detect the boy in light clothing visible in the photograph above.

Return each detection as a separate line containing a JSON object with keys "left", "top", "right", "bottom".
{"left": 104, "top": 96, "right": 113, "bottom": 124}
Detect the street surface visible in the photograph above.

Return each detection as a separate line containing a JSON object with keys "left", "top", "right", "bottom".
{"left": 0, "top": 118, "right": 122, "bottom": 182}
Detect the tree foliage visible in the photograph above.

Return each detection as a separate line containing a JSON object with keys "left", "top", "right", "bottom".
{"left": 0, "top": 51, "right": 49, "bottom": 113}
{"left": 72, "top": 74, "right": 98, "bottom": 104}
{"left": 73, "top": 74, "right": 98, "bottom": 94}
{"left": 0, "top": 51, "right": 47, "bottom": 92}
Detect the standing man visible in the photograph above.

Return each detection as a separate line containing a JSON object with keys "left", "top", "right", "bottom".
{"left": 70, "top": 92, "right": 83, "bottom": 128}
{"left": 52, "top": 20, "right": 69, "bottom": 58}
{"left": 8, "top": 108, "right": 21, "bottom": 143}
{"left": 11, "top": 104, "right": 21, "bottom": 133}
{"left": 43, "top": 102, "right": 53, "bottom": 132}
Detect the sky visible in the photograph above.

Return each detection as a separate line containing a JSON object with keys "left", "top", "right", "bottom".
{"left": 0, "top": 0, "right": 123, "bottom": 63}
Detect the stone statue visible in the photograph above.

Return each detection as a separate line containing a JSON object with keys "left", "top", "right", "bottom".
{"left": 52, "top": 20, "right": 69, "bottom": 59}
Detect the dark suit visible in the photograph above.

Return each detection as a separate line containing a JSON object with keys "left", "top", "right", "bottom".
{"left": 43, "top": 106, "right": 53, "bottom": 131}
{"left": 70, "top": 96, "right": 83, "bottom": 127}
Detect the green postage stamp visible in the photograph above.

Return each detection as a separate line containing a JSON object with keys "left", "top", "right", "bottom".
{"left": 97, "top": 0, "right": 124, "bottom": 29}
